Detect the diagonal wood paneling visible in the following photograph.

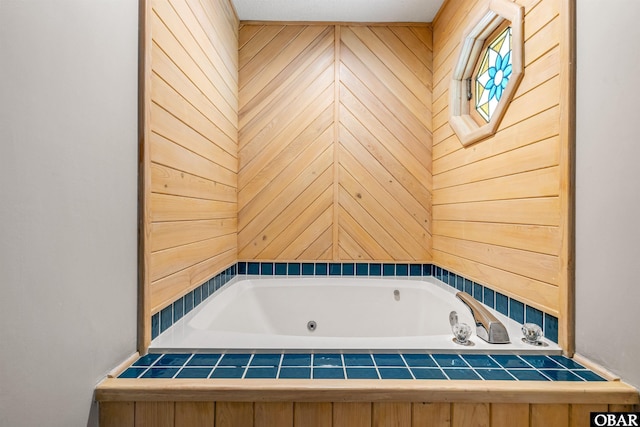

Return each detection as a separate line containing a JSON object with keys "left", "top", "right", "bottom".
{"left": 338, "top": 25, "right": 433, "bottom": 261}
{"left": 238, "top": 24, "right": 433, "bottom": 262}
{"left": 238, "top": 24, "right": 335, "bottom": 260}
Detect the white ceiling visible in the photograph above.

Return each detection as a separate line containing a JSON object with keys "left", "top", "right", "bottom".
{"left": 232, "top": 0, "right": 445, "bottom": 23}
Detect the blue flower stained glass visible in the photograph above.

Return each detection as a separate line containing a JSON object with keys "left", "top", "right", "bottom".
{"left": 475, "top": 26, "right": 513, "bottom": 122}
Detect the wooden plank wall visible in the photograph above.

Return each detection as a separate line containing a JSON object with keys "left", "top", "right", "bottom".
{"left": 431, "top": 0, "right": 571, "bottom": 346}
{"left": 101, "top": 401, "right": 636, "bottom": 427}
{"left": 146, "top": 0, "right": 239, "bottom": 316}
{"left": 237, "top": 24, "right": 433, "bottom": 262}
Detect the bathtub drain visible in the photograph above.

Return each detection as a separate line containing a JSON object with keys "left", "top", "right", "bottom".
{"left": 307, "top": 320, "right": 317, "bottom": 332}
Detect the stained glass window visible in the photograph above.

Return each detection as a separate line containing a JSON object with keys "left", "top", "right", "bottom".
{"left": 474, "top": 27, "right": 513, "bottom": 123}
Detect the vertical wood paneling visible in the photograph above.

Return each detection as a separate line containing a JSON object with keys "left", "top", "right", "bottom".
{"left": 432, "top": 0, "right": 570, "bottom": 331}
{"left": 255, "top": 402, "right": 294, "bottom": 427}
{"left": 175, "top": 402, "right": 215, "bottom": 427}
{"left": 333, "top": 402, "right": 372, "bottom": 427}
{"left": 238, "top": 23, "right": 433, "bottom": 262}
{"left": 294, "top": 402, "right": 333, "bottom": 427}
{"left": 100, "top": 402, "right": 135, "bottom": 427}
{"left": 373, "top": 402, "right": 412, "bottom": 427}
{"left": 412, "top": 403, "right": 451, "bottom": 427}
{"left": 491, "top": 403, "right": 529, "bottom": 427}
{"left": 135, "top": 402, "right": 174, "bottom": 427}
{"left": 570, "top": 404, "right": 608, "bottom": 427}
{"left": 146, "top": 0, "right": 239, "bottom": 317}
{"left": 531, "top": 404, "right": 569, "bottom": 427}
{"left": 452, "top": 403, "right": 490, "bottom": 427}
{"left": 100, "top": 401, "right": 636, "bottom": 427}
{"left": 216, "top": 402, "right": 254, "bottom": 427}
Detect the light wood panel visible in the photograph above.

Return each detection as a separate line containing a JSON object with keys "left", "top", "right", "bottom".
{"left": 141, "top": 0, "right": 239, "bottom": 347}
{"left": 451, "top": 403, "right": 489, "bottom": 427}
{"left": 373, "top": 402, "right": 412, "bottom": 427}
{"left": 338, "top": 25, "right": 432, "bottom": 261}
{"left": 238, "top": 23, "right": 433, "bottom": 261}
{"left": 491, "top": 403, "right": 528, "bottom": 427}
{"left": 531, "top": 404, "right": 569, "bottom": 427}
{"left": 238, "top": 24, "right": 335, "bottom": 260}
{"left": 216, "top": 402, "right": 253, "bottom": 427}
{"left": 98, "top": 401, "right": 640, "bottom": 427}
{"left": 97, "top": 377, "right": 640, "bottom": 426}
{"left": 412, "top": 402, "right": 450, "bottom": 427}
{"left": 175, "top": 402, "right": 214, "bottom": 427}
{"left": 135, "top": 402, "right": 174, "bottom": 427}
{"left": 99, "top": 402, "right": 134, "bottom": 427}
{"left": 97, "top": 378, "right": 640, "bottom": 405}
{"left": 294, "top": 402, "right": 333, "bottom": 427}
{"left": 432, "top": 0, "right": 572, "bottom": 348}
{"left": 333, "top": 403, "right": 371, "bottom": 427}
{"left": 255, "top": 402, "right": 294, "bottom": 427}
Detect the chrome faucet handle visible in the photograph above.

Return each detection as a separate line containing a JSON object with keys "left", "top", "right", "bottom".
{"left": 449, "top": 310, "right": 459, "bottom": 328}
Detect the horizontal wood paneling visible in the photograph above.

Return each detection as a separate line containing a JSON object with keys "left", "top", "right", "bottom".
{"left": 145, "top": 0, "right": 239, "bottom": 315}
{"left": 432, "top": 0, "right": 569, "bottom": 342}
{"left": 238, "top": 23, "right": 433, "bottom": 261}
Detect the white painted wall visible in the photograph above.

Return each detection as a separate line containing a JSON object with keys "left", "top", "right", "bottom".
{"left": 575, "top": 0, "right": 640, "bottom": 389}
{"left": 0, "top": 1, "right": 139, "bottom": 426}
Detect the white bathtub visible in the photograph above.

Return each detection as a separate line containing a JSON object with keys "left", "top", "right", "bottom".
{"left": 150, "top": 276, "right": 560, "bottom": 353}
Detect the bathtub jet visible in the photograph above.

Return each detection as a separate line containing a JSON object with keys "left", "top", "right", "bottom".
{"left": 149, "top": 276, "right": 557, "bottom": 354}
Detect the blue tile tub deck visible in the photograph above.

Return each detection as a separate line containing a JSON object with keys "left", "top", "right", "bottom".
{"left": 282, "top": 353, "right": 311, "bottom": 366}
{"left": 343, "top": 354, "right": 375, "bottom": 367}
{"left": 250, "top": 353, "right": 282, "bottom": 367}
{"left": 412, "top": 368, "right": 447, "bottom": 380}
{"left": 402, "top": 354, "right": 437, "bottom": 368}
{"left": 176, "top": 368, "right": 213, "bottom": 379}
{"left": 187, "top": 354, "right": 221, "bottom": 366}
{"left": 475, "top": 369, "right": 515, "bottom": 381}
{"left": 347, "top": 368, "right": 379, "bottom": 379}
{"left": 119, "top": 352, "right": 604, "bottom": 382}
{"left": 313, "top": 368, "right": 345, "bottom": 379}
{"left": 443, "top": 368, "right": 481, "bottom": 380}
{"left": 379, "top": 367, "right": 412, "bottom": 379}
{"left": 156, "top": 354, "right": 191, "bottom": 367}
{"left": 278, "top": 367, "right": 311, "bottom": 379}
{"left": 245, "top": 367, "right": 279, "bottom": 379}
{"left": 218, "top": 353, "right": 252, "bottom": 367}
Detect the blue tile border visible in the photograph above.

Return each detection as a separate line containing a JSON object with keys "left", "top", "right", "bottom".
{"left": 120, "top": 352, "right": 606, "bottom": 382}
{"left": 152, "top": 261, "right": 557, "bottom": 345}
{"left": 151, "top": 264, "right": 237, "bottom": 340}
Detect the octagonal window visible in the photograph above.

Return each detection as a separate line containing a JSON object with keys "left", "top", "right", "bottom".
{"left": 449, "top": 0, "right": 524, "bottom": 147}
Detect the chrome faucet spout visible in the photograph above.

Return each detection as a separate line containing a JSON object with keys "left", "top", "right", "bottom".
{"left": 455, "top": 292, "right": 510, "bottom": 344}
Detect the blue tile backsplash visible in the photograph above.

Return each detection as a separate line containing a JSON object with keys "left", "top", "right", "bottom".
{"left": 151, "top": 261, "right": 558, "bottom": 345}
{"left": 120, "top": 352, "right": 605, "bottom": 382}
